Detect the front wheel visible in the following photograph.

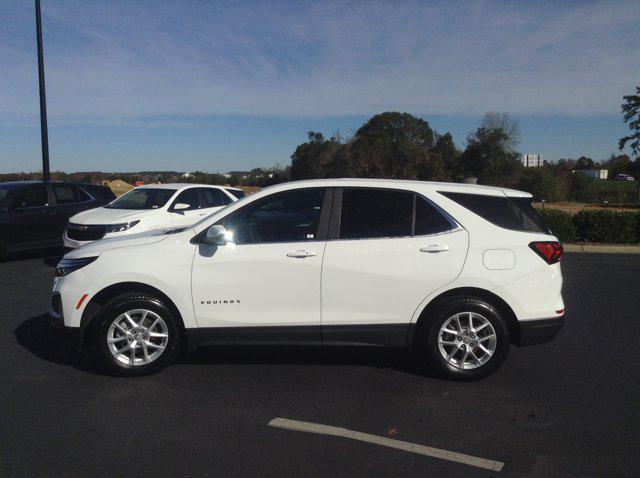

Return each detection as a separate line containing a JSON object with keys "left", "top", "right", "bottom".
{"left": 419, "top": 297, "right": 509, "bottom": 381}
{"left": 92, "top": 294, "right": 180, "bottom": 376}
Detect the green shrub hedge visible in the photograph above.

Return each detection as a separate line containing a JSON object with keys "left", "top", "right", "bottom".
{"left": 537, "top": 209, "right": 576, "bottom": 242}
{"left": 537, "top": 208, "right": 640, "bottom": 244}
{"left": 573, "top": 210, "right": 639, "bottom": 244}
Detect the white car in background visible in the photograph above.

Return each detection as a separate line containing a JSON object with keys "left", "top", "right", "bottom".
{"left": 63, "top": 184, "right": 243, "bottom": 248}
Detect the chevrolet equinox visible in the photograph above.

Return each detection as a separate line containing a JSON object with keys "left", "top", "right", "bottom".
{"left": 50, "top": 179, "right": 564, "bottom": 380}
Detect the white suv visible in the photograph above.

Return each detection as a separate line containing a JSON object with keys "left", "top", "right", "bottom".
{"left": 63, "top": 184, "right": 243, "bottom": 248}
{"left": 50, "top": 179, "right": 564, "bottom": 380}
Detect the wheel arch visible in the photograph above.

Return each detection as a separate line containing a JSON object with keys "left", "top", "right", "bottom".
{"left": 79, "top": 282, "right": 186, "bottom": 348}
{"left": 409, "top": 287, "right": 520, "bottom": 347}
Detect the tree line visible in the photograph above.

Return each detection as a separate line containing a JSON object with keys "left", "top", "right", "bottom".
{"left": 4, "top": 86, "right": 638, "bottom": 203}
{"left": 289, "top": 110, "right": 640, "bottom": 204}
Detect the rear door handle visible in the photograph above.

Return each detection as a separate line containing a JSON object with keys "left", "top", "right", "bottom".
{"left": 286, "top": 250, "right": 317, "bottom": 258}
{"left": 420, "top": 244, "right": 450, "bottom": 253}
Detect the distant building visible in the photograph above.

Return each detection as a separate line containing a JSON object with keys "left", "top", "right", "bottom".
{"left": 521, "top": 154, "right": 544, "bottom": 167}
{"left": 223, "top": 171, "right": 251, "bottom": 179}
{"left": 577, "top": 169, "right": 608, "bottom": 180}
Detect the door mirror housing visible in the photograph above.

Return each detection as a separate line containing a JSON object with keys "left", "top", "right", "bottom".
{"left": 201, "top": 224, "right": 231, "bottom": 246}
{"left": 172, "top": 203, "right": 190, "bottom": 212}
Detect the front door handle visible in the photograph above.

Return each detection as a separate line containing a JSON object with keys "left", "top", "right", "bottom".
{"left": 286, "top": 250, "right": 317, "bottom": 258}
{"left": 420, "top": 244, "right": 450, "bottom": 253}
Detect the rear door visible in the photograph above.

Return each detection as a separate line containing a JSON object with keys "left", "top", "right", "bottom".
{"left": 321, "top": 187, "right": 469, "bottom": 346}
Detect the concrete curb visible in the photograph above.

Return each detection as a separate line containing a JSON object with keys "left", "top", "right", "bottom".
{"left": 564, "top": 243, "right": 640, "bottom": 254}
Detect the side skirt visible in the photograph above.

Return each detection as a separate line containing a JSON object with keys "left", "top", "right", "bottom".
{"left": 184, "top": 324, "right": 411, "bottom": 350}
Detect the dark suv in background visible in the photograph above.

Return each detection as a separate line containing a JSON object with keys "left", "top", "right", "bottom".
{"left": 0, "top": 181, "right": 115, "bottom": 259}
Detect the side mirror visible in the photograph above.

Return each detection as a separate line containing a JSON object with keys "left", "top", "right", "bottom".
{"left": 172, "top": 203, "right": 190, "bottom": 212}
{"left": 201, "top": 225, "right": 231, "bottom": 246}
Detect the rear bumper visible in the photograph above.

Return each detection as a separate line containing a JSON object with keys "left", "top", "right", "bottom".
{"left": 514, "top": 315, "right": 564, "bottom": 346}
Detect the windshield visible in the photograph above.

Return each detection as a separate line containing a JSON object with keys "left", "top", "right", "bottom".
{"left": 105, "top": 188, "right": 177, "bottom": 210}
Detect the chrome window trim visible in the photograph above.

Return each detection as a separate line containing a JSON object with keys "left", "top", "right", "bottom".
{"left": 332, "top": 186, "right": 463, "bottom": 241}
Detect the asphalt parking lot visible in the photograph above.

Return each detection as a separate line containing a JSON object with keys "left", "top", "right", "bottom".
{"left": 1, "top": 252, "right": 638, "bottom": 477}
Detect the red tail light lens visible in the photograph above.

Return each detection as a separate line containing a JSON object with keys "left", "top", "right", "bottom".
{"left": 529, "top": 241, "right": 563, "bottom": 264}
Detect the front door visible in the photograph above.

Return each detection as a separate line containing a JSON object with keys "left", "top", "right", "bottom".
{"left": 5, "top": 185, "right": 56, "bottom": 249}
{"left": 190, "top": 187, "right": 330, "bottom": 343}
{"left": 169, "top": 188, "right": 208, "bottom": 226}
{"left": 321, "top": 187, "right": 469, "bottom": 346}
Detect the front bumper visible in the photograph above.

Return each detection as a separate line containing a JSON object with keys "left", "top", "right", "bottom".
{"left": 63, "top": 231, "right": 91, "bottom": 249}
{"left": 50, "top": 292, "right": 64, "bottom": 327}
{"left": 50, "top": 270, "right": 98, "bottom": 328}
{"left": 514, "top": 315, "right": 564, "bottom": 346}
{"left": 49, "top": 291, "right": 82, "bottom": 346}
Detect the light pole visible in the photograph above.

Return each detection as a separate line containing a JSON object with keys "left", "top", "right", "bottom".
{"left": 35, "top": 0, "right": 50, "bottom": 181}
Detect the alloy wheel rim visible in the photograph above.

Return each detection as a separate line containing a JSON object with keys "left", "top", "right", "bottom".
{"left": 437, "top": 312, "right": 497, "bottom": 370}
{"left": 107, "top": 309, "right": 169, "bottom": 366}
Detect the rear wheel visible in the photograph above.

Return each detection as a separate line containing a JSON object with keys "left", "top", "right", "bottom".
{"left": 92, "top": 294, "right": 180, "bottom": 376}
{"left": 419, "top": 297, "right": 509, "bottom": 381}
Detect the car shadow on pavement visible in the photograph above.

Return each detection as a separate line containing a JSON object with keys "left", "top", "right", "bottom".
{"left": 14, "top": 314, "right": 103, "bottom": 374}
{"left": 15, "top": 314, "right": 435, "bottom": 378}
{"left": 1, "top": 247, "right": 64, "bottom": 266}
{"left": 179, "top": 345, "right": 432, "bottom": 377}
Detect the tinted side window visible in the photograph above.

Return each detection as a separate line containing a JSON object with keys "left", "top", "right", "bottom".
{"left": 173, "top": 189, "right": 201, "bottom": 210}
{"left": 10, "top": 186, "right": 48, "bottom": 208}
{"left": 78, "top": 188, "right": 93, "bottom": 202}
{"left": 440, "top": 192, "right": 545, "bottom": 233}
{"left": 54, "top": 185, "right": 79, "bottom": 204}
{"left": 221, "top": 188, "right": 325, "bottom": 244}
{"left": 340, "top": 189, "right": 413, "bottom": 239}
{"left": 415, "top": 196, "right": 454, "bottom": 235}
{"left": 225, "top": 188, "right": 245, "bottom": 199}
{"left": 199, "top": 188, "right": 225, "bottom": 208}
{"left": 221, "top": 192, "right": 234, "bottom": 205}
{"left": 510, "top": 197, "right": 551, "bottom": 234}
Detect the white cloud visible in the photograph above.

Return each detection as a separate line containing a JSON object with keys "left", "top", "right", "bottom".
{"left": 1, "top": 0, "right": 638, "bottom": 125}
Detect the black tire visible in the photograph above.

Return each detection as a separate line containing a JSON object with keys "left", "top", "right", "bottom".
{"left": 91, "top": 294, "right": 180, "bottom": 376}
{"left": 418, "top": 297, "right": 510, "bottom": 381}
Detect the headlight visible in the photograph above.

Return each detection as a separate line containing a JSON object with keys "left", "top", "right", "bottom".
{"left": 105, "top": 220, "right": 139, "bottom": 233}
{"left": 55, "top": 256, "right": 98, "bottom": 277}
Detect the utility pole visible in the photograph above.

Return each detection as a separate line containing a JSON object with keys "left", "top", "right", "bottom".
{"left": 35, "top": 0, "right": 50, "bottom": 181}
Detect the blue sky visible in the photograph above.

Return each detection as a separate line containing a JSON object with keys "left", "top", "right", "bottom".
{"left": 1, "top": 0, "right": 638, "bottom": 173}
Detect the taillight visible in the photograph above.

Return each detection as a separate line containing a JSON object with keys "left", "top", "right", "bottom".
{"left": 529, "top": 241, "right": 563, "bottom": 264}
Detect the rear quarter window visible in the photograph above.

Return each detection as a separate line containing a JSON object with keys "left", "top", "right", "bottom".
{"left": 225, "top": 188, "right": 245, "bottom": 200}
{"left": 439, "top": 191, "right": 549, "bottom": 234}
{"left": 415, "top": 196, "right": 455, "bottom": 235}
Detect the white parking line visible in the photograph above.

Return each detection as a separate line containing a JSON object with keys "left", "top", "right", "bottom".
{"left": 268, "top": 417, "right": 504, "bottom": 472}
